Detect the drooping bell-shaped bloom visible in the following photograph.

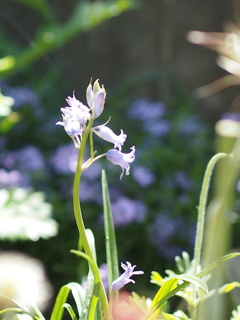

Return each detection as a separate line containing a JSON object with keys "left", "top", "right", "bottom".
{"left": 107, "top": 146, "right": 135, "bottom": 179}
{"left": 86, "top": 79, "right": 106, "bottom": 119}
{"left": 112, "top": 262, "right": 144, "bottom": 290}
{"left": 93, "top": 125, "right": 127, "bottom": 151}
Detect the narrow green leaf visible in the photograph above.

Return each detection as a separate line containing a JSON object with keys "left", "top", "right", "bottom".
{"left": 61, "top": 303, "right": 78, "bottom": 320}
{"left": 197, "top": 252, "right": 240, "bottom": 278}
{"left": 50, "top": 282, "right": 85, "bottom": 320}
{"left": 101, "top": 170, "right": 119, "bottom": 292}
{"left": 0, "top": 295, "right": 46, "bottom": 320}
{"left": 148, "top": 279, "right": 179, "bottom": 320}
{"left": 170, "top": 274, "right": 208, "bottom": 293}
{"left": 150, "top": 271, "right": 164, "bottom": 286}
{"left": 218, "top": 281, "right": 240, "bottom": 294}
{"left": 145, "top": 280, "right": 189, "bottom": 320}
{"left": 70, "top": 250, "right": 101, "bottom": 320}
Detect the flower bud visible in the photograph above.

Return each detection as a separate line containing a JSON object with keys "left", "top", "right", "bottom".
{"left": 86, "top": 79, "right": 106, "bottom": 119}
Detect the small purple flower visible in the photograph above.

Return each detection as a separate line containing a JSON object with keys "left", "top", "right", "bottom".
{"left": 143, "top": 119, "right": 170, "bottom": 137}
{"left": 133, "top": 166, "right": 155, "bottom": 187}
{"left": 112, "top": 262, "right": 144, "bottom": 290}
{"left": 111, "top": 196, "right": 147, "bottom": 227}
{"left": 178, "top": 115, "right": 202, "bottom": 136}
{"left": 0, "top": 169, "right": 30, "bottom": 189}
{"left": 107, "top": 146, "right": 135, "bottom": 179}
{"left": 148, "top": 214, "right": 187, "bottom": 261}
{"left": 127, "top": 98, "right": 166, "bottom": 120}
{"left": 17, "top": 146, "right": 45, "bottom": 172}
{"left": 0, "top": 146, "right": 44, "bottom": 174}
{"left": 175, "top": 171, "right": 192, "bottom": 190}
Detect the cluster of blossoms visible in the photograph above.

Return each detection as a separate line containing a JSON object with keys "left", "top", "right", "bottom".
{"left": 57, "top": 79, "right": 135, "bottom": 179}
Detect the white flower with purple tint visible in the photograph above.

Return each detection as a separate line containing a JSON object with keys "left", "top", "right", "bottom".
{"left": 86, "top": 79, "right": 106, "bottom": 118}
{"left": 93, "top": 125, "right": 127, "bottom": 151}
{"left": 112, "top": 262, "right": 144, "bottom": 290}
{"left": 64, "top": 93, "right": 91, "bottom": 125}
{"left": 107, "top": 146, "right": 135, "bottom": 179}
{"left": 56, "top": 92, "right": 91, "bottom": 148}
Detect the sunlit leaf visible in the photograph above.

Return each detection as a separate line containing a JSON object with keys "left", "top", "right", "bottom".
{"left": 219, "top": 281, "right": 240, "bottom": 294}
{"left": 197, "top": 252, "right": 240, "bottom": 278}
{"left": 150, "top": 271, "right": 164, "bottom": 286}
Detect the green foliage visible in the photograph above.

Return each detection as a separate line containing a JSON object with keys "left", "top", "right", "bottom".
{"left": 101, "top": 170, "right": 119, "bottom": 293}
{"left": 0, "top": 0, "right": 137, "bottom": 79}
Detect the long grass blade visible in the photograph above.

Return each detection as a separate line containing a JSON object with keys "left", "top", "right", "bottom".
{"left": 101, "top": 170, "right": 119, "bottom": 292}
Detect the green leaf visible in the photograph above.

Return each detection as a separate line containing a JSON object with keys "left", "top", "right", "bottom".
{"left": 70, "top": 250, "right": 101, "bottom": 320}
{"left": 146, "top": 279, "right": 188, "bottom": 320}
{"left": 170, "top": 274, "right": 208, "bottom": 294}
{"left": 49, "top": 282, "right": 85, "bottom": 320}
{"left": 0, "top": 0, "right": 136, "bottom": 79}
{"left": 219, "top": 281, "right": 240, "bottom": 294}
{"left": 150, "top": 271, "right": 164, "bottom": 286}
{"left": 101, "top": 170, "right": 119, "bottom": 293}
{"left": 61, "top": 303, "right": 78, "bottom": 320}
{"left": 0, "top": 296, "right": 46, "bottom": 320}
{"left": 175, "top": 251, "right": 191, "bottom": 274}
{"left": 197, "top": 252, "right": 240, "bottom": 278}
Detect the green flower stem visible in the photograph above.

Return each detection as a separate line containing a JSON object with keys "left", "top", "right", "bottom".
{"left": 73, "top": 119, "right": 109, "bottom": 319}
{"left": 189, "top": 152, "right": 228, "bottom": 320}
{"left": 193, "top": 152, "right": 228, "bottom": 274}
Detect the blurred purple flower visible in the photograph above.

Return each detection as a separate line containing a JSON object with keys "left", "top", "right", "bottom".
{"left": 112, "top": 196, "right": 147, "bottom": 227}
{"left": 82, "top": 161, "right": 102, "bottom": 181}
{"left": 50, "top": 144, "right": 78, "bottom": 175}
{"left": 79, "top": 180, "right": 102, "bottom": 204}
{"left": 133, "top": 166, "right": 155, "bottom": 187}
{"left": 127, "top": 98, "right": 166, "bottom": 121}
{"left": 178, "top": 116, "right": 202, "bottom": 136}
{"left": 222, "top": 112, "right": 240, "bottom": 122}
{"left": 0, "top": 82, "right": 40, "bottom": 110}
{"left": 143, "top": 119, "right": 170, "bottom": 137}
{"left": 174, "top": 171, "right": 192, "bottom": 189}
{"left": 148, "top": 214, "right": 187, "bottom": 261}
{"left": 1, "top": 146, "right": 44, "bottom": 172}
{"left": 17, "top": 146, "right": 45, "bottom": 172}
{"left": 0, "top": 169, "right": 31, "bottom": 189}
{"left": 99, "top": 263, "right": 109, "bottom": 292}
